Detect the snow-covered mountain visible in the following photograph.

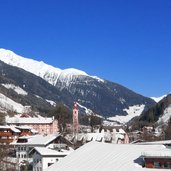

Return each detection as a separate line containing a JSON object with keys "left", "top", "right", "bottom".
{"left": 0, "top": 48, "right": 156, "bottom": 122}
{"left": 151, "top": 95, "right": 167, "bottom": 103}
{"left": 132, "top": 94, "right": 171, "bottom": 128}
{"left": 0, "top": 48, "right": 102, "bottom": 87}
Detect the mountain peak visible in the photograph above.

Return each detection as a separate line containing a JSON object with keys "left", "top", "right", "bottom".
{"left": 0, "top": 48, "right": 91, "bottom": 85}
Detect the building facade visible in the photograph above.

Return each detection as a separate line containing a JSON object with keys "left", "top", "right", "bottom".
{"left": 6, "top": 115, "right": 58, "bottom": 135}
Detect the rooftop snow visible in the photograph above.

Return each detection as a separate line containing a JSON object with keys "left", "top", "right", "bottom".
{"left": 45, "top": 141, "right": 167, "bottom": 171}
{"left": 33, "top": 147, "right": 71, "bottom": 156}
{"left": 12, "top": 133, "right": 60, "bottom": 146}
{"left": 0, "top": 125, "right": 21, "bottom": 133}
{"left": 6, "top": 115, "right": 54, "bottom": 124}
{"left": 142, "top": 149, "right": 171, "bottom": 158}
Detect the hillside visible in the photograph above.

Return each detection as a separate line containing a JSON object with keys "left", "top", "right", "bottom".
{"left": 0, "top": 49, "right": 156, "bottom": 122}
{"left": 131, "top": 94, "right": 171, "bottom": 129}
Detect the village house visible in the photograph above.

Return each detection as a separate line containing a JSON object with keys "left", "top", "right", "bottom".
{"left": 11, "top": 133, "right": 73, "bottom": 165}
{"left": 142, "top": 150, "right": 171, "bottom": 169}
{"left": 6, "top": 115, "right": 58, "bottom": 135}
{"left": 0, "top": 125, "right": 21, "bottom": 144}
{"left": 66, "top": 128, "right": 129, "bottom": 148}
{"left": 30, "top": 146, "right": 73, "bottom": 171}
{"left": 0, "top": 125, "right": 39, "bottom": 144}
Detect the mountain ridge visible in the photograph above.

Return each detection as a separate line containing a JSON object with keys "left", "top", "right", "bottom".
{"left": 0, "top": 48, "right": 156, "bottom": 123}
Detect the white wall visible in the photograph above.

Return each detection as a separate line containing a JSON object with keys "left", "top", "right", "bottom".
{"left": 33, "top": 152, "right": 42, "bottom": 171}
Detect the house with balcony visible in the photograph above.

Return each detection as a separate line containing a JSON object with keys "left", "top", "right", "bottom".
{"left": 0, "top": 125, "right": 20, "bottom": 144}
{"left": 6, "top": 115, "right": 58, "bottom": 135}
{"left": 11, "top": 133, "right": 73, "bottom": 164}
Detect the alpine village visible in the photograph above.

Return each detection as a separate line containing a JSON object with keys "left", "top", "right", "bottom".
{"left": 0, "top": 49, "right": 171, "bottom": 171}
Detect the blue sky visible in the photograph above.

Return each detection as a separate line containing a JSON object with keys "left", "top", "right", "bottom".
{"left": 0, "top": 0, "right": 171, "bottom": 97}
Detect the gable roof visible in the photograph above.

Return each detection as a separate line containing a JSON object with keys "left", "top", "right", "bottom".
{"left": 11, "top": 133, "right": 60, "bottom": 146}
{"left": 0, "top": 125, "right": 21, "bottom": 133}
{"left": 6, "top": 115, "right": 55, "bottom": 124}
{"left": 45, "top": 142, "right": 168, "bottom": 171}
{"left": 32, "top": 147, "right": 70, "bottom": 157}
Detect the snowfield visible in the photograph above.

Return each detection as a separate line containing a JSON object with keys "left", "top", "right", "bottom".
{"left": 1, "top": 83, "right": 28, "bottom": 96}
{"left": 108, "top": 104, "right": 145, "bottom": 123}
{"left": 157, "top": 105, "right": 171, "bottom": 124}
{"left": 0, "top": 93, "right": 24, "bottom": 113}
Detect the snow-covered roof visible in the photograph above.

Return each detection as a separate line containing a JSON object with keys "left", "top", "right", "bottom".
{"left": 118, "top": 128, "right": 125, "bottom": 134}
{"left": 142, "top": 149, "right": 171, "bottom": 158}
{"left": 33, "top": 147, "right": 70, "bottom": 156}
{"left": 138, "top": 140, "right": 171, "bottom": 145}
{"left": 45, "top": 142, "right": 167, "bottom": 171}
{"left": 30, "top": 129, "right": 38, "bottom": 134}
{"left": 15, "top": 126, "right": 38, "bottom": 133}
{"left": 86, "top": 133, "right": 104, "bottom": 142}
{"left": 0, "top": 125, "right": 21, "bottom": 133}
{"left": 6, "top": 116, "right": 54, "bottom": 124}
{"left": 12, "top": 133, "right": 60, "bottom": 146}
{"left": 15, "top": 126, "right": 32, "bottom": 130}
{"left": 10, "top": 126, "right": 21, "bottom": 133}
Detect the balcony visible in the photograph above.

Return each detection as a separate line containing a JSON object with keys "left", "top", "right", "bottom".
{"left": 0, "top": 132, "right": 12, "bottom": 136}
{"left": 0, "top": 138, "right": 14, "bottom": 143}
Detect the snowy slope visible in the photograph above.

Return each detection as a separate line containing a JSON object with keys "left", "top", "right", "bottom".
{"left": 1, "top": 83, "right": 28, "bottom": 96}
{"left": 0, "top": 93, "right": 24, "bottom": 113}
{"left": 157, "top": 105, "right": 171, "bottom": 124}
{"left": 0, "top": 48, "right": 102, "bottom": 86}
{"left": 108, "top": 104, "right": 145, "bottom": 124}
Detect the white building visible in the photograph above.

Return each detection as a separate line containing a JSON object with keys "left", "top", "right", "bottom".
{"left": 11, "top": 133, "right": 73, "bottom": 164}
{"left": 30, "top": 147, "right": 73, "bottom": 171}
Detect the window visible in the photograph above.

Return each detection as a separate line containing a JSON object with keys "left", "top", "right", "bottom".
{"left": 18, "top": 147, "right": 20, "bottom": 151}
{"left": 18, "top": 154, "right": 20, "bottom": 158}
{"left": 154, "top": 162, "right": 161, "bottom": 168}
{"left": 167, "top": 162, "right": 171, "bottom": 168}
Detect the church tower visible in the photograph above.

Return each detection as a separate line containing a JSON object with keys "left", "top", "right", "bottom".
{"left": 73, "top": 102, "right": 79, "bottom": 134}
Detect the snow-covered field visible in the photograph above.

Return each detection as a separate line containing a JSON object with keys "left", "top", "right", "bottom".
{"left": 108, "top": 104, "right": 145, "bottom": 123}
{"left": 1, "top": 83, "right": 28, "bottom": 96}
{"left": 157, "top": 105, "right": 171, "bottom": 124}
{"left": 0, "top": 93, "right": 24, "bottom": 113}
